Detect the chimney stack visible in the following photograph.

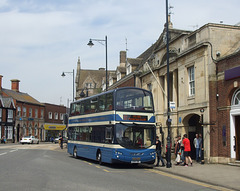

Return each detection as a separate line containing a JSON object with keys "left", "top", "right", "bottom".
{"left": 120, "top": 51, "right": 126, "bottom": 66}
{"left": 0, "top": 75, "right": 2, "bottom": 91}
{"left": 11, "top": 79, "right": 20, "bottom": 92}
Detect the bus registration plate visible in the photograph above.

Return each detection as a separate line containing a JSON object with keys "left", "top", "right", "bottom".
{"left": 131, "top": 157, "right": 141, "bottom": 163}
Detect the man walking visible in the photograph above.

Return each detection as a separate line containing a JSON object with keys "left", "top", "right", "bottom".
{"left": 156, "top": 136, "right": 165, "bottom": 167}
{"left": 193, "top": 134, "right": 200, "bottom": 162}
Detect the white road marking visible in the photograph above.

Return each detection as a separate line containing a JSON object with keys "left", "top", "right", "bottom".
{"left": 9, "top": 149, "right": 18, "bottom": 152}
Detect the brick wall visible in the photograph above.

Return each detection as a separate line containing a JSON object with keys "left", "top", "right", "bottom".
{"left": 44, "top": 103, "right": 66, "bottom": 124}
{"left": 210, "top": 51, "right": 240, "bottom": 158}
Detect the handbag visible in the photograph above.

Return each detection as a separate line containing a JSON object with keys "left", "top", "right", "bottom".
{"left": 175, "top": 154, "right": 181, "bottom": 163}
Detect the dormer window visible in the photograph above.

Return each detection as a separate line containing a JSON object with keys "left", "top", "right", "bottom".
{"left": 85, "top": 83, "right": 95, "bottom": 89}
{"left": 126, "top": 62, "right": 132, "bottom": 75}
{"left": 109, "top": 77, "right": 113, "bottom": 86}
{"left": 117, "top": 70, "right": 121, "bottom": 81}
{"left": 188, "top": 34, "right": 196, "bottom": 47}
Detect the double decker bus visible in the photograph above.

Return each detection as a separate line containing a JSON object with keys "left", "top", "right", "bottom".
{"left": 67, "top": 87, "right": 156, "bottom": 164}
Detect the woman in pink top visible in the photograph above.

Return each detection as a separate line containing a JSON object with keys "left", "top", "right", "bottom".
{"left": 182, "top": 134, "right": 193, "bottom": 166}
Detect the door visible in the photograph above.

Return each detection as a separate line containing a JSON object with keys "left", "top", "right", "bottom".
{"left": 235, "top": 116, "right": 240, "bottom": 160}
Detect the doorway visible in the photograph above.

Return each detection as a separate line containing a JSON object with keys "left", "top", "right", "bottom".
{"left": 187, "top": 114, "right": 202, "bottom": 160}
{"left": 235, "top": 116, "right": 240, "bottom": 160}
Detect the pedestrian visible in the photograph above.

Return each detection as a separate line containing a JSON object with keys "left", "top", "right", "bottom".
{"left": 179, "top": 143, "right": 185, "bottom": 164}
{"left": 193, "top": 134, "right": 200, "bottom": 162}
{"left": 59, "top": 133, "right": 63, "bottom": 149}
{"left": 174, "top": 135, "right": 181, "bottom": 156}
{"left": 174, "top": 135, "right": 181, "bottom": 165}
{"left": 156, "top": 136, "right": 165, "bottom": 167}
{"left": 182, "top": 134, "right": 193, "bottom": 167}
{"left": 1, "top": 136, "right": 6, "bottom": 144}
{"left": 199, "top": 133, "right": 203, "bottom": 162}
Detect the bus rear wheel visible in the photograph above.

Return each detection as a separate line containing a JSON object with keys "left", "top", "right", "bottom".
{"left": 97, "top": 151, "right": 102, "bottom": 165}
{"left": 73, "top": 147, "right": 78, "bottom": 159}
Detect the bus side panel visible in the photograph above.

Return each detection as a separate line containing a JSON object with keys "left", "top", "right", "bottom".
{"left": 68, "top": 143, "right": 74, "bottom": 156}
{"left": 101, "top": 147, "right": 114, "bottom": 164}
{"left": 68, "top": 143, "right": 113, "bottom": 163}
{"left": 86, "top": 145, "right": 113, "bottom": 163}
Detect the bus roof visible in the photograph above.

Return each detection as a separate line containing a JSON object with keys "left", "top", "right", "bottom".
{"left": 72, "top": 87, "right": 151, "bottom": 104}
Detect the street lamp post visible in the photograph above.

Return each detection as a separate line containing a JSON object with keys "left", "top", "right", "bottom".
{"left": 166, "top": 0, "right": 172, "bottom": 168}
{"left": 87, "top": 35, "right": 108, "bottom": 91}
{"left": 61, "top": 69, "right": 75, "bottom": 102}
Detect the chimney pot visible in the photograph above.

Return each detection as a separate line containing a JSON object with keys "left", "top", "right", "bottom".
{"left": 11, "top": 79, "right": 20, "bottom": 92}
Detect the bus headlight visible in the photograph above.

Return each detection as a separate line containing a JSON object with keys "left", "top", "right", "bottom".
{"left": 150, "top": 152, "right": 155, "bottom": 155}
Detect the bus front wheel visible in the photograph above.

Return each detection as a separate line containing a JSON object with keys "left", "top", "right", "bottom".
{"left": 73, "top": 147, "right": 78, "bottom": 159}
{"left": 97, "top": 151, "right": 102, "bottom": 165}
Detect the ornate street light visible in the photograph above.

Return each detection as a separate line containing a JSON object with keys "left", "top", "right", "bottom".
{"left": 61, "top": 69, "right": 75, "bottom": 102}
{"left": 87, "top": 36, "right": 108, "bottom": 91}
{"left": 166, "top": 0, "right": 172, "bottom": 168}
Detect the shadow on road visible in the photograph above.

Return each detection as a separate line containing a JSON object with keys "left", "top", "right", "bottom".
{"left": 68, "top": 155, "right": 154, "bottom": 169}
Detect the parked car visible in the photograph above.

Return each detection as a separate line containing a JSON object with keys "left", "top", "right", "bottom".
{"left": 20, "top": 136, "right": 39, "bottom": 144}
{"left": 54, "top": 137, "right": 68, "bottom": 144}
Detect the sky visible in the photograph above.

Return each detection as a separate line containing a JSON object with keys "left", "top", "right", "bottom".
{"left": 0, "top": 0, "right": 239, "bottom": 107}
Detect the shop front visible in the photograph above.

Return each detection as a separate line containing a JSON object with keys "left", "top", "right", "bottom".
{"left": 44, "top": 123, "right": 67, "bottom": 142}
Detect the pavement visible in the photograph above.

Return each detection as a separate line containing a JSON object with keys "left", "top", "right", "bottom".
{"left": 154, "top": 161, "right": 240, "bottom": 191}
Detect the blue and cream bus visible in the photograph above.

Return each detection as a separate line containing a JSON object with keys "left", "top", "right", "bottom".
{"left": 67, "top": 87, "right": 156, "bottom": 164}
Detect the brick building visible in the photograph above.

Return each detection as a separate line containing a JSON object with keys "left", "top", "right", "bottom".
{"left": 0, "top": 95, "right": 15, "bottom": 142}
{"left": 209, "top": 50, "right": 240, "bottom": 163}
{"left": 44, "top": 103, "right": 67, "bottom": 141}
{"left": 0, "top": 76, "right": 45, "bottom": 142}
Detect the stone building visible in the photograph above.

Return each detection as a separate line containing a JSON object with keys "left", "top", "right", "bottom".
{"left": 75, "top": 57, "right": 115, "bottom": 100}
{"left": 109, "top": 48, "right": 153, "bottom": 89}
{"left": 136, "top": 22, "right": 240, "bottom": 163}
{"left": 0, "top": 76, "right": 45, "bottom": 142}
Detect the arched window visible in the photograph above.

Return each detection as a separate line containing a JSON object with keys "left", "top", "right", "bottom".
{"left": 35, "top": 125, "right": 38, "bottom": 136}
{"left": 232, "top": 89, "right": 240, "bottom": 106}
{"left": 29, "top": 125, "right": 32, "bottom": 136}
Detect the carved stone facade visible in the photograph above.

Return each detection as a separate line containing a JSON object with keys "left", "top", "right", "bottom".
{"left": 137, "top": 23, "right": 240, "bottom": 163}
